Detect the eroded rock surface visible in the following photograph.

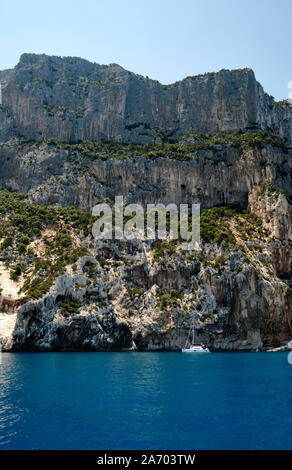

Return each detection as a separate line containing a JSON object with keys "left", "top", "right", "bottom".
{"left": 0, "top": 53, "right": 291, "bottom": 144}
{"left": 2, "top": 193, "right": 291, "bottom": 352}
{"left": 0, "top": 140, "right": 291, "bottom": 212}
{"left": 0, "top": 54, "right": 291, "bottom": 351}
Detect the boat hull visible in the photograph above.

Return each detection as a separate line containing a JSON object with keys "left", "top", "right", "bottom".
{"left": 182, "top": 348, "right": 210, "bottom": 353}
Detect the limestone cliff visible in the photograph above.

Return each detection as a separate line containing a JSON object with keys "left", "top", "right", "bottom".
{"left": 0, "top": 134, "right": 291, "bottom": 211}
{"left": 0, "top": 190, "right": 291, "bottom": 352}
{"left": 0, "top": 54, "right": 291, "bottom": 351}
{"left": 0, "top": 53, "right": 291, "bottom": 144}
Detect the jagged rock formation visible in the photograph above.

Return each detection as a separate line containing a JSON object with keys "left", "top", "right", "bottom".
{"left": 0, "top": 53, "right": 291, "bottom": 144}
{"left": 249, "top": 184, "right": 292, "bottom": 240}
{"left": 0, "top": 188, "right": 291, "bottom": 352}
{"left": 12, "top": 268, "right": 133, "bottom": 351}
{"left": 0, "top": 137, "right": 291, "bottom": 211}
{"left": 0, "top": 54, "right": 291, "bottom": 351}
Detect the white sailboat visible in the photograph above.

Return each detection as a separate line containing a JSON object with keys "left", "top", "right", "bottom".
{"left": 182, "top": 313, "right": 210, "bottom": 353}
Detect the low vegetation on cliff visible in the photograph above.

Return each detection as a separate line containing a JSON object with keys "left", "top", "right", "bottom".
{"left": 17, "top": 131, "right": 291, "bottom": 162}
{"left": 0, "top": 185, "right": 291, "bottom": 351}
{"left": 0, "top": 190, "right": 92, "bottom": 301}
{"left": 0, "top": 188, "right": 278, "bottom": 307}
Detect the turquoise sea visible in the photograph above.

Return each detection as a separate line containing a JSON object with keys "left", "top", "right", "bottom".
{"left": 0, "top": 352, "right": 291, "bottom": 450}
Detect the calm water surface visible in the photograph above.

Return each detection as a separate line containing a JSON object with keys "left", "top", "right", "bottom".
{"left": 0, "top": 352, "right": 291, "bottom": 450}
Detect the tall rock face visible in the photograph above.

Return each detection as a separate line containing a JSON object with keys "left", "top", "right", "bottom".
{"left": 0, "top": 54, "right": 291, "bottom": 352}
{"left": 0, "top": 139, "right": 291, "bottom": 211}
{"left": 1, "top": 207, "right": 291, "bottom": 352}
{"left": 249, "top": 185, "right": 292, "bottom": 241}
{"left": 0, "top": 53, "right": 291, "bottom": 144}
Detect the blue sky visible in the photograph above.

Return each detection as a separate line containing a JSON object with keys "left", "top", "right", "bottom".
{"left": 1, "top": 0, "right": 291, "bottom": 100}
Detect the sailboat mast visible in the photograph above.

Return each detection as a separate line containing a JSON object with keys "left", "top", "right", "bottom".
{"left": 192, "top": 312, "right": 195, "bottom": 345}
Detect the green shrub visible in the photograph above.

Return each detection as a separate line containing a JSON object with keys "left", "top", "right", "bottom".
{"left": 60, "top": 298, "right": 82, "bottom": 316}
{"left": 126, "top": 285, "right": 145, "bottom": 300}
{"left": 152, "top": 240, "right": 177, "bottom": 262}
{"left": 10, "top": 264, "right": 22, "bottom": 280}
{"left": 42, "top": 131, "right": 290, "bottom": 162}
{"left": 155, "top": 289, "right": 183, "bottom": 308}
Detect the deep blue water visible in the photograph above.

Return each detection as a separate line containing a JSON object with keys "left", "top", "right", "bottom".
{"left": 0, "top": 352, "right": 291, "bottom": 450}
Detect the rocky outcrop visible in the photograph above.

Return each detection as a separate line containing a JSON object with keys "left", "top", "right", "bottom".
{"left": 1, "top": 217, "right": 291, "bottom": 352}
{"left": 12, "top": 268, "right": 133, "bottom": 351}
{"left": 0, "top": 53, "right": 291, "bottom": 144}
{"left": 0, "top": 54, "right": 291, "bottom": 352}
{"left": 0, "top": 313, "right": 17, "bottom": 350}
{"left": 249, "top": 185, "right": 292, "bottom": 240}
{"left": 0, "top": 140, "right": 291, "bottom": 211}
